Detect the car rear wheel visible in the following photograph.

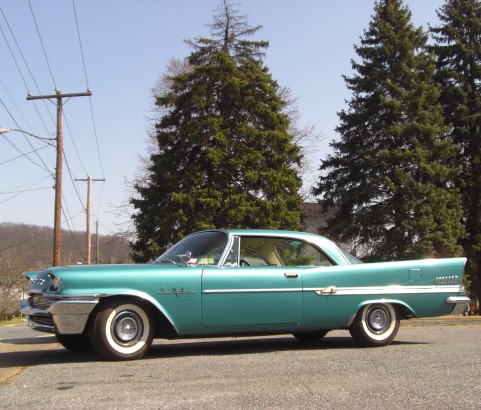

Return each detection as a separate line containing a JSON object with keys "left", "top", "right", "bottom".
{"left": 292, "top": 330, "right": 330, "bottom": 342}
{"left": 90, "top": 300, "right": 154, "bottom": 361}
{"left": 349, "top": 303, "right": 399, "bottom": 347}
{"left": 56, "top": 333, "right": 92, "bottom": 352}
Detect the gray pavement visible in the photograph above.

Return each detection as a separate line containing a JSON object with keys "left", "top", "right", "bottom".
{"left": 0, "top": 322, "right": 60, "bottom": 384}
{"left": 1, "top": 316, "right": 480, "bottom": 386}
{"left": 0, "top": 320, "right": 480, "bottom": 409}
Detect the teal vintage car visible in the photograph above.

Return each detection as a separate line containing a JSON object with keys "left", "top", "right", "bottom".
{"left": 20, "top": 230, "right": 470, "bottom": 361}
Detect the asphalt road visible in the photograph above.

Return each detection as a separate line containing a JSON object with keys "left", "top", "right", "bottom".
{"left": 1, "top": 320, "right": 480, "bottom": 409}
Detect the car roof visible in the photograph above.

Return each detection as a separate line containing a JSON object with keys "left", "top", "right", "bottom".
{"left": 197, "top": 229, "right": 349, "bottom": 266}
{"left": 219, "top": 229, "right": 328, "bottom": 241}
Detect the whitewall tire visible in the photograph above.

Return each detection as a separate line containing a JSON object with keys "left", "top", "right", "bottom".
{"left": 349, "top": 303, "right": 400, "bottom": 347}
{"left": 90, "top": 300, "right": 154, "bottom": 361}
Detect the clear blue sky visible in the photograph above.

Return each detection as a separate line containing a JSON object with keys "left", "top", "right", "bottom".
{"left": 0, "top": 0, "right": 444, "bottom": 237}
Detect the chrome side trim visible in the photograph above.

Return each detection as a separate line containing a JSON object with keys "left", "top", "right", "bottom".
{"left": 202, "top": 288, "right": 301, "bottom": 294}
{"left": 203, "top": 285, "right": 461, "bottom": 296}
{"left": 306, "top": 285, "right": 461, "bottom": 296}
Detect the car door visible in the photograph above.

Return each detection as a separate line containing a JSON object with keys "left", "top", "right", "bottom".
{"left": 201, "top": 265, "right": 302, "bottom": 328}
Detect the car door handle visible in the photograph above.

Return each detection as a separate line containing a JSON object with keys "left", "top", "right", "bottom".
{"left": 320, "top": 286, "right": 337, "bottom": 294}
{"left": 284, "top": 272, "right": 299, "bottom": 279}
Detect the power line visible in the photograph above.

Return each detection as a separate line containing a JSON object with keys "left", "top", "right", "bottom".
{"left": 70, "top": 0, "right": 105, "bottom": 180}
{"left": 0, "top": 175, "right": 51, "bottom": 205}
{"left": 0, "top": 226, "right": 51, "bottom": 254}
{"left": 63, "top": 149, "right": 86, "bottom": 207}
{"left": 2, "top": 1, "right": 106, "bottom": 243}
{"left": 0, "top": 186, "right": 51, "bottom": 195}
{"left": 60, "top": 201, "right": 84, "bottom": 254}
{"left": 0, "top": 175, "right": 52, "bottom": 196}
{"left": 0, "top": 144, "right": 50, "bottom": 166}
{"left": 2, "top": 1, "right": 93, "bottom": 200}
{"left": 0, "top": 5, "right": 56, "bottom": 132}
{"left": 87, "top": 97, "right": 105, "bottom": 178}
{"left": 0, "top": 15, "right": 29, "bottom": 90}
{"left": 0, "top": 100, "right": 54, "bottom": 173}
{"left": 63, "top": 111, "right": 89, "bottom": 175}
{"left": 0, "top": 132, "right": 51, "bottom": 172}
{"left": 70, "top": 0, "right": 106, "bottom": 238}
{"left": 28, "top": 0, "right": 56, "bottom": 89}
{"left": 0, "top": 78, "right": 36, "bottom": 133}
{"left": 72, "top": 0, "right": 89, "bottom": 89}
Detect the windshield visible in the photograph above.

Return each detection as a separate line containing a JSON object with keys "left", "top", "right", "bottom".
{"left": 155, "top": 231, "right": 228, "bottom": 265}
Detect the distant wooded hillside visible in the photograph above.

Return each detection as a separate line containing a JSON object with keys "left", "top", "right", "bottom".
{"left": 0, "top": 222, "right": 132, "bottom": 271}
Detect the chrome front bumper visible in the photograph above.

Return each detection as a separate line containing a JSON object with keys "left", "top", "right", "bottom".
{"left": 20, "top": 297, "right": 98, "bottom": 335}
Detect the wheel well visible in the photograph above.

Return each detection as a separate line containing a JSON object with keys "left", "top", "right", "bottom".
{"left": 353, "top": 301, "right": 414, "bottom": 323}
{"left": 392, "top": 303, "right": 414, "bottom": 319}
{"left": 87, "top": 295, "right": 178, "bottom": 339}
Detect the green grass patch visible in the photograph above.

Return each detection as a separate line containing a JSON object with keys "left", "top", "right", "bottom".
{"left": 0, "top": 317, "right": 26, "bottom": 326}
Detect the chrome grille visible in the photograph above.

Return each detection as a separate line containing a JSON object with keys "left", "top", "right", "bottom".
{"left": 30, "top": 316, "right": 54, "bottom": 327}
{"left": 30, "top": 296, "right": 58, "bottom": 310}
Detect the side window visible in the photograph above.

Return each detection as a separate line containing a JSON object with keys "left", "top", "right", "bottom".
{"left": 239, "top": 247, "right": 269, "bottom": 266}
{"left": 274, "top": 240, "right": 333, "bottom": 267}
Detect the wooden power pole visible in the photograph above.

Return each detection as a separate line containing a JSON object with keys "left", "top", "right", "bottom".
{"left": 27, "top": 89, "right": 92, "bottom": 266}
{"left": 95, "top": 220, "right": 100, "bottom": 264}
{"left": 75, "top": 176, "right": 105, "bottom": 264}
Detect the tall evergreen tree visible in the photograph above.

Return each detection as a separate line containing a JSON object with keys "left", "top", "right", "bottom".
{"left": 312, "top": 0, "right": 464, "bottom": 261}
{"left": 431, "top": 0, "right": 481, "bottom": 303}
{"left": 130, "top": 1, "right": 303, "bottom": 262}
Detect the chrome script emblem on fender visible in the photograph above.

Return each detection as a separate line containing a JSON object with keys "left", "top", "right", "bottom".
{"left": 158, "top": 287, "right": 196, "bottom": 296}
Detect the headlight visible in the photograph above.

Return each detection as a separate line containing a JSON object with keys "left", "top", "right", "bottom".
{"left": 48, "top": 273, "right": 63, "bottom": 292}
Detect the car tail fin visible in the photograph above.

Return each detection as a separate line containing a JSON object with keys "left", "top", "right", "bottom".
{"left": 460, "top": 272, "right": 466, "bottom": 292}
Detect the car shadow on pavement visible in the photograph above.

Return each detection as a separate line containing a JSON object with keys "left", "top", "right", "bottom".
{"left": 1, "top": 335, "right": 57, "bottom": 345}
{"left": 0, "top": 334, "right": 427, "bottom": 369}
{"left": 145, "top": 335, "right": 427, "bottom": 359}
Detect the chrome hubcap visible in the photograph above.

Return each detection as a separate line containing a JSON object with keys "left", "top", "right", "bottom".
{"left": 367, "top": 305, "right": 390, "bottom": 334}
{"left": 111, "top": 311, "right": 143, "bottom": 346}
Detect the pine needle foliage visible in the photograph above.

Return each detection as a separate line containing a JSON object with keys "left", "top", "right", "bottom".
{"left": 431, "top": 0, "right": 481, "bottom": 302}
{"left": 313, "top": 0, "right": 464, "bottom": 261}
{"left": 130, "top": 1, "right": 303, "bottom": 262}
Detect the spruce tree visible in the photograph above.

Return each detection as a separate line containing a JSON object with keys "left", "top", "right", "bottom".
{"left": 130, "top": 1, "right": 303, "bottom": 262}
{"left": 313, "top": 0, "right": 464, "bottom": 261}
{"left": 431, "top": 0, "right": 481, "bottom": 303}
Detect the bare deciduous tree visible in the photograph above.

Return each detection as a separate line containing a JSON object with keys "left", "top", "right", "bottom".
{"left": 0, "top": 254, "right": 28, "bottom": 320}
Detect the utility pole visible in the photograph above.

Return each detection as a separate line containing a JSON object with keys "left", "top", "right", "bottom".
{"left": 95, "top": 220, "right": 100, "bottom": 264}
{"left": 27, "top": 89, "right": 91, "bottom": 266}
{"left": 75, "top": 176, "right": 105, "bottom": 264}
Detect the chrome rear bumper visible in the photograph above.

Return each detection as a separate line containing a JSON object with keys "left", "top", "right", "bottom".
{"left": 446, "top": 296, "right": 471, "bottom": 315}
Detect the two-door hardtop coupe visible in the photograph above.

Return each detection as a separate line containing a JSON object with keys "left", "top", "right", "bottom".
{"left": 20, "top": 229, "right": 470, "bottom": 360}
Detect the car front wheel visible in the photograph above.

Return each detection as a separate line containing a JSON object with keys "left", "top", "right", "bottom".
{"left": 349, "top": 303, "right": 399, "bottom": 347}
{"left": 90, "top": 300, "right": 154, "bottom": 361}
